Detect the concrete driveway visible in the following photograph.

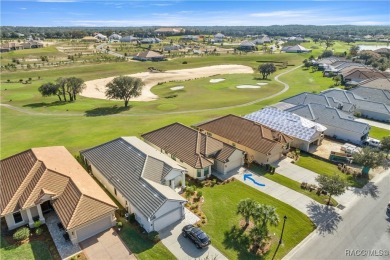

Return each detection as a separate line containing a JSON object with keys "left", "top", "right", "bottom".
{"left": 160, "top": 210, "right": 228, "bottom": 260}
{"left": 80, "top": 228, "right": 135, "bottom": 260}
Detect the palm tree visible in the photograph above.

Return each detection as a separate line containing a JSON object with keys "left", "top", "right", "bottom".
{"left": 249, "top": 225, "right": 268, "bottom": 250}
{"left": 236, "top": 198, "right": 257, "bottom": 227}
{"left": 253, "top": 204, "right": 280, "bottom": 231}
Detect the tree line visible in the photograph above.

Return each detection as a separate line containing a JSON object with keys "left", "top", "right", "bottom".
{"left": 38, "top": 77, "right": 85, "bottom": 102}
{"left": 2, "top": 25, "right": 390, "bottom": 39}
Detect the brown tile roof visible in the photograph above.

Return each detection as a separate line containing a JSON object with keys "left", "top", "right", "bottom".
{"left": 215, "top": 144, "right": 236, "bottom": 163}
{"left": 342, "top": 68, "right": 390, "bottom": 80}
{"left": 197, "top": 114, "right": 293, "bottom": 155}
{"left": 0, "top": 147, "right": 117, "bottom": 230}
{"left": 357, "top": 77, "right": 390, "bottom": 90}
{"left": 142, "top": 123, "right": 229, "bottom": 169}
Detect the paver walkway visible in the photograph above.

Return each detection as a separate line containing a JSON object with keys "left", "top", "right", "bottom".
{"left": 160, "top": 209, "right": 228, "bottom": 260}
{"left": 80, "top": 228, "right": 135, "bottom": 260}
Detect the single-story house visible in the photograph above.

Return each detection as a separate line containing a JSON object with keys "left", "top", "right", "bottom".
{"left": 0, "top": 147, "right": 117, "bottom": 245}
{"left": 94, "top": 33, "right": 108, "bottom": 41}
{"left": 238, "top": 40, "right": 256, "bottom": 51}
{"left": 341, "top": 68, "right": 390, "bottom": 84}
{"left": 253, "top": 35, "right": 272, "bottom": 45}
{"left": 142, "top": 123, "right": 245, "bottom": 179}
{"left": 213, "top": 33, "right": 225, "bottom": 43}
{"left": 181, "top": 35, "right": 199, "bottom": 41}
{"left": 133, "top": 50, "right": 165, "bottom": 61}
{"left": 196, "top": 115, "right": 293, "bottom": 165}
{"left": 245, "top": 107, "right": 327, "bottom": 152}
{"left": 163, "top": 44, "right": 182, "bottom": 51}
{"left": 321, "top": 88, "right": 390, "bottom": 122}
{"left": 281, "top": 44, "right": 311, "bottom": 53}
{"left": 286, "top": 103, "right": 370, "bottom": 145}
{"left": 109, "top": 33, "right": 122, "bottom": 42}
{"left": 80, "top": 137, "right": 187, "bottom": 232}
{"left": 120, "top": 36, "right": 139, "bottom": 43}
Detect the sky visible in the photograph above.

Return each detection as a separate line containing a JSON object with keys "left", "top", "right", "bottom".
{"left": 1, "top": 0, "right": 390, "bottom": 27}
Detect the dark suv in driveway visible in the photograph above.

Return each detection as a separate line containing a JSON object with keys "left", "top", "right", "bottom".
{"left": 182, "top": 224, "right": 211, "bottom": 249}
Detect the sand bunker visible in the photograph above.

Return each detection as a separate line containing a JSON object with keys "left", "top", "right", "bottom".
{"left": 210, "top": 78, "right": 225, "bottom": 83}
{"left": 170, "top": 86, "right": 184, "bottom": 90}
{"left": 257, "top": 83, "right": 268, "bottom": 86}
{"left": 236, "top": 85, "right": 261, "bottom": 89}
{"left": 82, "top": 64, "right": 253, "bottom": 101}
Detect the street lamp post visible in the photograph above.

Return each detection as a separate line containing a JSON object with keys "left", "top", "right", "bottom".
{"left": 279, "top": 215, "right": 287, "bottom": 245}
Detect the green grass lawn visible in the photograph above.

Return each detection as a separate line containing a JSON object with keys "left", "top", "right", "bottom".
{"left": 369, "top": 126, "right": 390, "bottom": 140}
{"left": 199, "top": 181, "right": 315, "bottom": 260}
{"left": 295, "top": 153, "right": 368, "bottom": 188}
{"left": 248, "top": 165, "right": 338, "bottom": 206}
{"left": 1, "top": 234, "right": 54, "bottom": 260}
{"left": 117, "top": 218, "right": 175, "bottom": 260}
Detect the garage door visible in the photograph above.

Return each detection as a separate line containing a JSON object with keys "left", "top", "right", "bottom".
{"left": 225, "top": 158, "right": 242, "bottom": 173}
{"left": 76, "top": 216, "right": 112, "bottom": 242}
{"left": 153, "top": 208, "right": 182, "bottom": 231}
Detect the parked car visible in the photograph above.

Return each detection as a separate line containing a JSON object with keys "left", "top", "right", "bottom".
{"left": 182, "top": 224, "right": 211, "bottom": 248}
{"left": 363, "top": 137, "right": 382, "bottom": 148}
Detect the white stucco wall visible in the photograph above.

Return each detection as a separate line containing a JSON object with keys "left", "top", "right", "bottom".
{"left": 322, "top": 124, "right": 368, "bottom": 145}
{"left": 4, "top": 210, "right": 29, "bottom": 230}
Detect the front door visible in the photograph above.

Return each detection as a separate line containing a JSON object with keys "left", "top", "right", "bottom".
{"left": 41, "top": 200, "right": 53, "bottom": 214}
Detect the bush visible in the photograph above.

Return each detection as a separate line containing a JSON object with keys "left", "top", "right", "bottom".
{"left": 13, "top": 227, "right": 30, "bottom": 241}
{"left": 34, "top": 220, "right": 42, "bottom": 228}
{"left": 35, "top": 227, "right": 43, "bottom": 236}
{"left": 128, "top": 213, "right": 136, "bottom": 223}
{"left": 197, "top": 191, "right": 203, "bottom": 198}
{"left": 182, "top": 61, "right": 188, "bottom": 64}
{"left": 116, "top": 221, "right": 123, "bottom": 228}
{"left": 148, "top": 231, "right": 160, "bottom": 242}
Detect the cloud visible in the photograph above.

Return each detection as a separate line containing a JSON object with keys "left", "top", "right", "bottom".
{"left": 20, "top": 7, "right": 27, "bottom": 10}
{"left": 250, "top": 10, "right": 313, "bottom": 18}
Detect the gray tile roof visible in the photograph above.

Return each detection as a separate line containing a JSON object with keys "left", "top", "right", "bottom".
{"left": 322, "top": 88, "right": 390, "bottom": 115}
{"left": 349, "top": 87, "right": 390, "bottom": 106}
{"left": 286, "top": 103, "right": 370, "bottom": 134}
{"left": 80, "top": 137, "right": 185, "bottom": 219}
{"left": 282, "top": 92, "right": 355, "bottom": 113}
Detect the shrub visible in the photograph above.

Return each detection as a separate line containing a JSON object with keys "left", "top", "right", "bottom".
{"left": 116, "top": 221, "right": 123, "bottom": 228}
{"left": 35, "top": 227, "right": 43, "bottom": 236}
{"left": 34, "top": 220, "right": 42, "bottom": 228}
{"left": 197, "top": 191, "right": 203, "bottom": 199}
{"left": 182, "top": 61, "right": 188, "bottom": 64}
{"left": 13, "top": 227, "right": 30, "bottom": 241}
{"left": 128, "top": 213, "right": 136, "bottom": 223}
{"left": 148, "top": 231, "right": 160, "bottom": 242}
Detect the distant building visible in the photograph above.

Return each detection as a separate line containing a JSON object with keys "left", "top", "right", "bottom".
{"left": 133, "top": 50, "right": 165, "bottom": 61}
{"left": 281, "top": 44, "right": 311, "bottom": 53}
{"left": 120, "top": 36, "right": 139, "bottom": 43}
{"left": 109, "top": 33, "right": 122, "bottom": 42}
{"left": 154, "top": 27, "right": 184, "bottom": 34}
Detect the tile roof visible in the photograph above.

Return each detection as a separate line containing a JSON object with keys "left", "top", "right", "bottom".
{"left": 357, "top": 78, "right": 390, "bottom": 91}
{"left": 286, "top": 103, "right": 370, "bottom": 134}
{"left": 349, "top": 86, "right": 390, "bottom": 105}
{"left": 80, "top": 137, "right": 185, "bottom": 219}
{"left": 0, "top": 147, "right": 117, "bottom": 230}
{"left": 245, "top": 107, "right": 327, "bottom": 142}
{"left": 142, "top": 123, "right": 227, "bottom": 169}
{"left": 196, "top": 115, "right": 292, "bottom": 154}
{"left": 322, "top": 88, "right": 390, "bottom": 115}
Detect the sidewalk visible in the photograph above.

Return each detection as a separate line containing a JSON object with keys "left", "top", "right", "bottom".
{"left": 355, "top": 118, "right": 390, "bottom": 130}
{"left": 234, "top": 168, "right": 326, "bottom": 226}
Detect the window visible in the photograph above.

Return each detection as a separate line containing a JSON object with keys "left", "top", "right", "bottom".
{"left": 197, "top": 169, "right": 202, "bottom": 178}
{"left": 114, "top": 188, "right": 117, "bottom": 196}
{"left": 204, "top": 167, "right": 209, "bottom": 176}
{"left": 13, "top": 212, "right": 23, "bottom": 223}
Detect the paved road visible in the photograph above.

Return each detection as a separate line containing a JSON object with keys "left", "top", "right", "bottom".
{"left": 0, "top": 65, "right": 303, "bottom": 117}
{"left": 355, "top": 118, "right": 390, "bottom": 130}
{"left": 284, "top": 170, "right": 390, "bottom": 260}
